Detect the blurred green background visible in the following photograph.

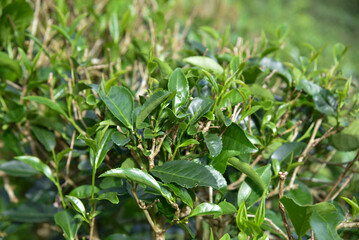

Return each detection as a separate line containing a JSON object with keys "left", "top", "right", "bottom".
{"left": 173, "top": 0, "right": 359, "bottom": 77}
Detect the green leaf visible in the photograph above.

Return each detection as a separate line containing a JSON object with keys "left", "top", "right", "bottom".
{"left": 112, "top": 131, "right": 130, "bottom": 146}
{"left": 168, "top": 68, "right": 189, "bottom": 112}
{"left": 97, "top": 192, "right": 119, "bottom": 204}
{"left": 236, "top": 201, "right": 248, "bottom": 232}
{"left": 187, "top": 98, "right": 214, "bottom": 123}
{"left": 31, "top": 126, "right": 56, "bottom": 152}
{"left": 55, "top": 210, "right": 81, "bottom": 240}
{"left": 0, "top": 160, "right": 38, "bottom": 177}
{"left": 100, "top": 168, "right": 171, "bottom": 200}
{"left": 23, "top": 96, "right": 68, "bottom": 117}
{"left": 90, "top": 128, "right": 115, "bottom": 170}
{"left": 219, "top": 234, "right": 231, "bottom": 240}
{"left": 214, "top": 201, "right": 237, "bottom": 218}
{"left": 310, "top": 211, "right": 342, "bottom": 240}
{"left": 204, "top": 134, "right": 223, "bottom": 157}
{"left": 99, "top": 84, "right": 133, "bottom": 129}
{"left": 259, "top": 57, "right": 292, "bottom": 84}
{"left": 249, "top": 84, "right": 275, "bottom": 101}
{"left": 0, "top": 52, "right": 22, "bottom": 78}
{"left": 280, "top": 196, "right": 344, "bottom": 238}
{"left": 15, "top": 156, "right": 55, "bottom": 184}
{"left": 69, "top": 185, "right": 100, "bottom": 199}
{"left": 66, "top": 196, "right": 87, "bottom": 219}
{"left": 201, "top": 69, "right": 219, "bottom": 93}
{"left": 212, "top": 123, "right": 257, "bottom": 173}
{"left": 271, "top": 142, "right": 306, "bottom": 166}
{"left": 286, "top": 181, "right": 313, "bottom": 205}
{"left": 330, "top": 120, "right": 359, "bottom": 151}
{"left": 183, "top": 56, "right": 224, "bottom": 75}
{"left": 235, "top": 162, "right": 270, "bottom": 207}
{"left": 136, "top": 90, "right": 171, "bottom": 128}
{"left": 341, "top": 197, "right": 359, "bottom": 216}
{"left": 238, "top": 165, "right": 271, "bottom": 207}
{"left": 255, "top": 196, "right": 265, "bottom": 226}
{"left": 151, "top": 160, "right": 227, "bottom": 192}
{"left": 165, "top": 183, "right": 194, "bottom": 209}
{"left": 178, "top": 139, "right": 200, "bottom": 148}
{"left": 2, "top": 204, "right": 57, "bottom": 223}
{"left": 188, "top": 203, "right": 222, "bottom": 218}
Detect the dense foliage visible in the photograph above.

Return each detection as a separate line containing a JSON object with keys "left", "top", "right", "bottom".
{"left": 0, "top": 1, "right": 359, "bottom": 240}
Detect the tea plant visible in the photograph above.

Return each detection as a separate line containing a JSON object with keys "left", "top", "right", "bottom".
{"left": 0, "top": 1, "right": 359, "bottom": 240}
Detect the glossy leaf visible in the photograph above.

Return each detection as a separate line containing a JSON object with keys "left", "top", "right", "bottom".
{"left": 100, "top": 168, "right": 170, "bottom": 200}
{"left": 186, "top": 97, "right": 214, "bottom": 123}
{"left": 23, "top": 96, "right": 68, "bottom": 117}
{"left": 66, "top": 196, "right": 87, "bottom": 219}
{"left": 188, "top": 203, "right": 222, "bottom": 218}
{"left": 168, "top": 68, "right": 189, "bottom": 112}
{"left": 55, "top": 210, "right": 81, "bottom": 240}
{"left": 15, "top": 156, "right": 55, "bottom": 184}
{"left": 212, "top": 123, "right": 257, "bottom": 173}
{"left": 136, "top": 90, "right": 171, "bottom": 127}
{"left": 99, "top": 84, "right": 133, "bottom": 129}
{"left": 32, "top": 126, "right": 56, "bottom": 152}
{"left": 151, "top": 160, "right": 227, "bottom": 192}
{"left": 183, "top": 56, "right": 224, "bottom": 75}
{"left": 204, "top": 134, "right": 222, "bottom": 157}
{"left": 259, "top": 57, "right": 292, "bottom": 84}
{"left": 0, "top": 160, "right": 38, "bottom": 177}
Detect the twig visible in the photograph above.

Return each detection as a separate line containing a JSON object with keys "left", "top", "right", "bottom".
{"left": 0, "top": 171, "right": 19, "bottom": 203}
{"left": 278, "top": 172, "right": 294, "bottom": 240}
{"left": 66, "top": 130, "right": 76, "bottom": 176}
{"left": 289, "top": 117, "right": 323, "bottom": 187}
{"left": 337, "top": 221, "right": 359, "bottom": 229}
{"left": 323, "top": 151, "right": 359, "bottom": 201}
{"left": 247, "top": 214, "right": 288, "bottom": 240}
{"left": 27, "top": 0, "right": 41, "bottom": 59}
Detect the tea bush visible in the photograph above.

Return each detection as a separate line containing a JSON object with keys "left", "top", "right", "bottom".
{"left": 0, "top": 1, "right": 359, "bottom": 240}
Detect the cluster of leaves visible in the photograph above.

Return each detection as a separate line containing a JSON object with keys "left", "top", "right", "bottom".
{"left": 1, "top": 0, "right": 359, "bottom": 240}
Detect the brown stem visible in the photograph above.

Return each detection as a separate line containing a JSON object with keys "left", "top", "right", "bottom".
{"left": 247, "top": 214, "right": 288, "bottom": 240}
{"left": 337, "top": 221, "right": 359, "bottom": 229}
{"left": 66, "top": 130, "right": 76, "bottom": 176}
{"left": 278, "top": 172, "right": 294, "bottom": 240}
{"left": 323, "top": 151, "right": 359, "bottom": 201}
{"left": 289, "top": 117, "right": 323, "bottom": 187}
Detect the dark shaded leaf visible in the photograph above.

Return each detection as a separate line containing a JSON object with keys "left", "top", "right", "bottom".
{"left": 136, "top": 90, "right": 171, "bottom": 128}
{"left": 0, "top": 160, "right": 38, "bottom": 177}
{"left": 32, "top": 126, "right": 56, "bottom": 152}
{"left": 186, "top": 97, "right": 214, "bottom": 123}
{"left": 15, "top": 156, "right": 55, "bottom": 184}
